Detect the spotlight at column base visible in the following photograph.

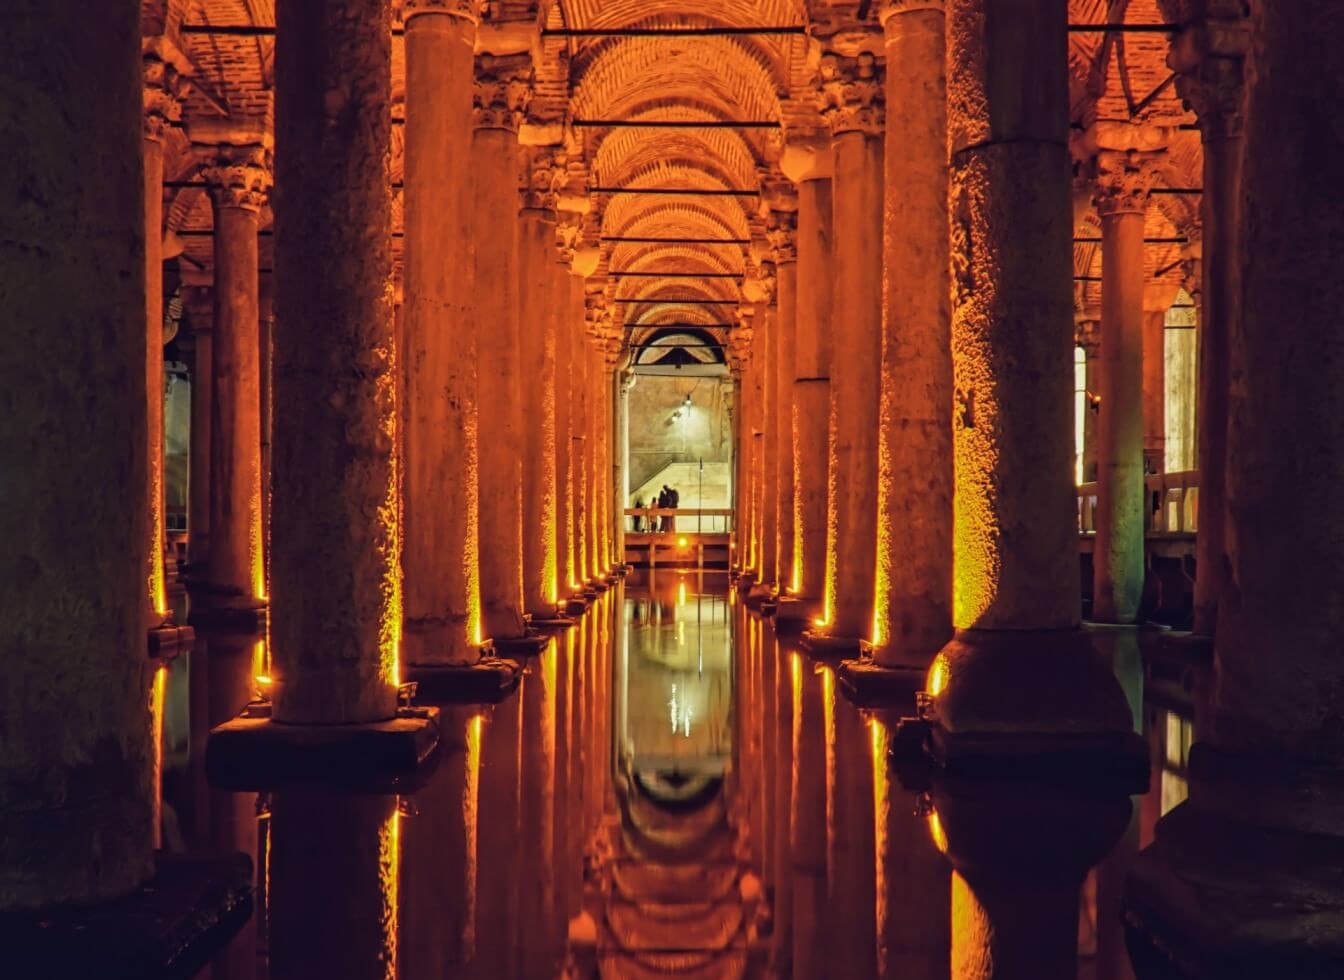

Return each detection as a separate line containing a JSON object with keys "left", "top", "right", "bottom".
{"left": 773, "top": 594, "right": 821, "bottom": 634}
{"left": 402, "top": 656, "right": 523, "bottom": 705}
{"left": 1125, "top": 800, "right": 1344, "bottom": 980}
{"left": 206, "top": 703, "right": 440, "bottom": 792}
{"left": 0, "top": 852, "right": 253, "bottom": 980}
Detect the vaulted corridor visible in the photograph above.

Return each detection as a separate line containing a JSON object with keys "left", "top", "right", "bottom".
{"left": 3, "top": 2, "right": 1344, "bottom": 978}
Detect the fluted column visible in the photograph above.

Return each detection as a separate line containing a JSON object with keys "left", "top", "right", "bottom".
{"left": 768, "top": 207, "right": 798, "bottom": 594}
{"left": 788, "top": 164, "right": 832, "bottom": 603}
{"left": 0, "top": 0, "right": 152, "bottom": 907}
{"left": 401, "top": 0, "right": 481, "bottom": 665}
{"left": 818, "top": 49, "right": 884, "bottom": 642}
{"left": 199, "top": 143, "right": 271, "bottom": 610}
{"left": 1172, "top": 5, "right": 1246, "bottom": 637}
{"left": 472, "top": 54, "right": 529, "bottom": 640}
{"left": 519, "top": 148, "right": 563, "bottom": 617}
{"left": 143, "top": 43, "right": 189, "bottom": 625}
{"left": 1091, "top": 142, "right": 1162, "bottom": 624}
{"left": 872, "top": 0, "right": 953, "bottom": 666}
{"left": 270, "top": 0, "right": 398, "bottom": 723}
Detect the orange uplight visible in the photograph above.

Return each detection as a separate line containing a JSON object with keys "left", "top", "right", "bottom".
{"left": 927, "top": 808, "right": 949, "bottom": 855}
{"left": 812, "top": 616, "right": 828, "bottom": 629}
{"left": 926, "top": 653, "right": 950, "bottom": 697}
{"left": 255, "top": 674, "right": 273, "bottom": 686}
{"left": 379, "top": 805, "right": 401, "bottom": 980}
{"left": 678, "top": 536, "right": 688, "bottom": 548}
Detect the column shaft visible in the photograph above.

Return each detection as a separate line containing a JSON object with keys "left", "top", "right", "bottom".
{"left": 520, "top": 203, "right": 559, "bottom": 616}
{"left": 555, "top": 266, "right": 574, "bottom": 593}
{"left": 774, "top": 260, "right": 797, "bottom": 591}
{"left": 793, "top": 178, "right": 832, "bottom": 600}
{"left": 759, "top": 299, "right": 779, "bottom": 585}
{"left": 1142, "top": 308, "right": 1166, "bottom": 472}
{"left": 823, "top": 122, "right": 884, "bottom": 638}
{"left": 270, "top": 0, "right": 398, "bottom": 723}
{"left": 572, "top": 327, "right": 590, "bottom": 585}
{"left": 873, "top": 1, "right": 953, "bottom": 664}
{"left": 402, "top": 9, "right": 480, "bottom": 663}
{"left": 188, "top": 310, "right": 213, "bottom": 567}
{"left": 0, "top": 1, "right": 152, "bottom": 907}
{"left": 144, "top": 101, "right": 171, "bottom": 622}
{"left": 1094, "top": 206, "right": 1147, "bottom": 624}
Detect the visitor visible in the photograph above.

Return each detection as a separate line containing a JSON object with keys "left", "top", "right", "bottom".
{"left": 667, "top": 486, "right": 679, "bottom": 532}
{"left": 632, "top": 496, "right": 644, "bottom": 532}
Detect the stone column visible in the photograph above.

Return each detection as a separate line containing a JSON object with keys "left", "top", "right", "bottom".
{"left": 751, "top": 267, "right": 779, "bottom": 591}
{"left": 1171, "top": 4, "right": 1246, "bottom": 637}
{"left": 817, "top": 48, "right": 884, "bottom": 643}
{"left": 786, "top": 164, "right": 832, "bottom": 605}
{"left": 768, "top": 201, "right": 799, "bottom": 594}
{"left": 1091, "top": 142, "right": 1161, "bottom": 624}
{"left": 200, "top": 143, "right": 271, "bottom": 609}
{"left": 594, "top": 348, "right": 612, "bottom": 573}
{"left": 1128, "top": 6, "right": 1344, "bottom": 972}
{"left": 872, "top": 0, "right": 953, "bottom": 667}
{"left": 472, "top": 54, "right": 530, "bottom": 639}
{"left": 519, "top": 148, "right": 562, "bottom": 617}
{"left": 143, "top": 42, "right": 189, "bottom": 625}
{"left": 0, "top": 0, "right": 152, "bottom": 907}
{"left": 401, "top": 0, "right": 481, "bottom": 665}
{"left": 747, "top": 312, "right": 765, "bottom": 576}
{"left": 553, "top": 251, "right": 575, "bottom": 594}
{"left": 270, "top": 0, "right": 398, "bottom": 723}
{"left": 614, "top": 368, "right": 634, "bottom": 568}
{"left": 571, "top": 312, "right": 590, "bottom": 587}
{"left": 184, "top": 287, "right": 213, "bottom": 567}
{"left": 1077, "top": 317, "right": 1101, "bottom": 483}
{"left": 1141, "top": 307, "right": 1166, "bottom": 475}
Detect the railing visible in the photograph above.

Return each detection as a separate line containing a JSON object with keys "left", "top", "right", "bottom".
{"left": 1077, "top": 470, "right": 1198, "bottom": 535}
{"left": 623, "top": 508, "right": 734, "bottom": 534}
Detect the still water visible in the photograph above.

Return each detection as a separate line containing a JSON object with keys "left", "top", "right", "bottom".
{"left": 154, "top": 571, "right": 1190, "bottom": 978}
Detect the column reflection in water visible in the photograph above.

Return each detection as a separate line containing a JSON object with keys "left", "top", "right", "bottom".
{"left": 519, "top": 638, "right": 559, "bottom": 978}
{"left": 474, "top": 679, "right": 523, "bottom": 980}
{"left": 790, "top": 649, "right": 827, "bottom": 978}
{"left": 770, "top": 625, "right": 793, "bottom": 973}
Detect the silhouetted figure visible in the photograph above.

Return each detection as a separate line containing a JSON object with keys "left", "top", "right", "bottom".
{"left": 667, "top": 486, "right": 679, "bottom": 532}
{"left": 632, "top": 496, "right": 645, "bottom": 532}
{"left": 657, "top": 485, "right": 671, "bottom": 532}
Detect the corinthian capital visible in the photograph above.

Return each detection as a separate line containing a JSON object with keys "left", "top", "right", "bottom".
{"left": 1091, "top": 148, "right": 1165, "bottom": 217}
{"left": 817, "top": 51, "right": 884, "bottom": 137}
{"left": 198, "top": 144, "right": 273, "bottom": 213}
{"left": 473, "top": 55, "right": 531, "bottom": 132}
{"left": 143, "top": 52, "right": 189, "bottom": 142}
{"left": 521, "top": 146, "right": 566, "bottom": 211}
{"left": 766, "top": 209, "right": 798, "bottom": 264}
{"left": 397, "top": 0, "right": 483, "bottom": 23}
{"left": 1169, "top": 1, "right": 1248, "bottom": 140}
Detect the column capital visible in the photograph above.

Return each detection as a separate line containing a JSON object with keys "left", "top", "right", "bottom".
{"left": 520, "top": 145, "right": 566, "bottom": 212}
{"left": 766, "top": 208, "right": 798, "bottom": 265}
{"left": 143, "top": 49, "right": 190, "bottom": 143}
{"left": 1074, "top": 317, "right": 1101, "bottom": 353}
{"left": 473, "top": 54, "right": 532, "bottom": 132}
{"left": 198, "top": 143, "right": 273, "bottom": 213}
{"left": 743, "top": 262, "right": 777, "bottom": 306}
{"left": 1090, "top": 147, "right": 1165, "bottom": 217}
{"left": 1169, "top": 3, "right": 1249, "bottom": 140}
{"left": 396, "top": 0, "right": 483, "bottom": 24}
{"left": 817, "top": 50, "right": 884, "bottom": 137}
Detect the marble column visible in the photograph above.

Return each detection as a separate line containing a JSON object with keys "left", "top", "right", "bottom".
{"left": 752, "top": 269, "right": 779, "bottom": 590}
{"left": 1141, "top": 306, "right": 1167, "bottom": 475}
{"left": 270, "top": 0, "right": 399, "bottom": 723}
{"left": 762, "top": 194, "right": 799, "bottom": 594}
{"left": 787, "top": 165, "right": 832, "bottom": 604}
{"left": 747, "top": 312, "right": 765, "bottom": 576}
{"left": 1078, "top": 317, "right": 1101, "bottom": 483}
{"left": 553, "top": 250, "right": 575, "bottom": 594}
{"left": 143, "top": 43, "right": 189, "bottom": 625}
{"left": 872, "top": 0, "right": 953, "bottom": 666}
{"left": 1172, "top": 4, "right": 1246, "bottom": 637}
{"left": 1092, "top": 144, "right": 1161, "bottom": 624}
{"left": 818, "top": 49, "right": 884, "bottom": 642}
{"left": 1128, "top": 6, "right": 1344, "bottom": 972}
{"left": 184, "top": 288, "right": 213, "bottom": 567}
{"left": 519, "top": 149, "right": 562, "bottom": 617}
{"left": 0, "top": 0, "right": 152, "bottom": 907}
{"left": 200, "top": 143, "right": 271, "bottom": 609}
{"left": 401, "top": 0, "right": 481, "bottom": 664}
{"left": 571, "top": 314, "right": 591, "bottom": 587}
{"left": 614, "top": 367, "right": 633, "bottom": 568}
{"left": 472, "top": 54, "right": 529, "bottom": 640}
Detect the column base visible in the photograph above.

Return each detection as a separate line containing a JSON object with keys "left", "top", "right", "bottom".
{"left": 148, "top": 621, "right": 194, "bottom": 662}
{"left": 895, "top": 628, "right": 1147, "bottom": 788}
{"left": 403, "top": 656, "right": 522, "bottom": 705}
{"left": 528, "top": 614, "right": 576, "bottom": 631}
{"left": 1126, "top": 803, "right": 1344, "bottom": 979}
{"left": 187, "top": 600, "right": 268, "bottom": 633}
{"left": 490, "top": 630, "right": 552, "bottom": 658}
{"left": 744, "top": 581, "right": 775, "bottom": 609}
{"left": 773, "top": 595, "right": 821, "bottom": 634}
{"left": 206, "top": 702, "right": 440, "bottom": 792}
{"left": 735, "top": 571, "right": 758, "bottom": 595}
{"left": 564, "top": 596, "right": 591, "bottom": 617}
{"left": 0, "top": 851, "right": 252, "bottom": 980}
{"left": 799, "top": 628, "right": 864, "bottom": 661}
{"left": 837, "top": 654, "right": 926, "bottom": 709}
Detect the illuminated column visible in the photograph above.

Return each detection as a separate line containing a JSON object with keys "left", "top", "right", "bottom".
{"left": 0, "top": 0, "right": 153, "bottom": 906}
{"left": 199, "top": 143, "right": 271, "bottom": 610}
{"left": 401, "top": 0, "right": 481, "bottom": 665}
{"left": 1171, "top": 6, "right": 1246, "bottom": 637}
{"left": 472, "top": 54, "right": 529, "bottom": 640}
{"left": 818, "top": 48, "right": 884, "bottom": 642}
{"left": 747, "top": 310, "right": 765, "bottom": 576}
{"left": 768, "top": 202, "right": 798, "bottom": 593}
{"left": 519, "top": 149, "right": 562, "bottom": 617}
{"left": 269, "top": 0, "right": 399, "bottom": 723}
{"left": 1141, "top": 303, "right": 1167, "bottom": 475}
{"left": 754, "top": 266, "right": 779, "bottom": 589}
{"left": 1077, "top": 316, "right": 1101, "bottom": 482}
{"left": 583, "top": 337, "right": 601, "bottom": 581}
{"left": 786, "top": 162, "right": 832, "bottom": 604}
{"left": 595, "top": 348, "right": 613, "bottom": 573}
{"left": 1091, "top": 140, "right": 1162, "bottom": 625}
{"left": 143, "top": 41, "right": 190, "bottom": 625}
{"left": 614, "top": 366, "right": 634, "bottom": 568}
{"left": 571, "top": 312, "right": 591, "bottom": 587}
{"left": 184, "top": 288, "right": 213, "bottom": 567}
{"left": 553, "top": 247, "right": 575, "bottom": 595}
{"left": 871, "top": 0, "right": 953, "bottom": 666}
{"left": 1129, "top": 7, "right": 1344, "bottom": 971}
{"left": 727, "top": 354, "right": 748, "bottom": 571}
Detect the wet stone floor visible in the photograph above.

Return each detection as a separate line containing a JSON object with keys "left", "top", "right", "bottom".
{"left": 156, "top": 572, "right": 1187, "bottom": 978}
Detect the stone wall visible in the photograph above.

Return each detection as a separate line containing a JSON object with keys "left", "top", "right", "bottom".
{"left": 627, "top": 374, "right": 732, "bottom": 499}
